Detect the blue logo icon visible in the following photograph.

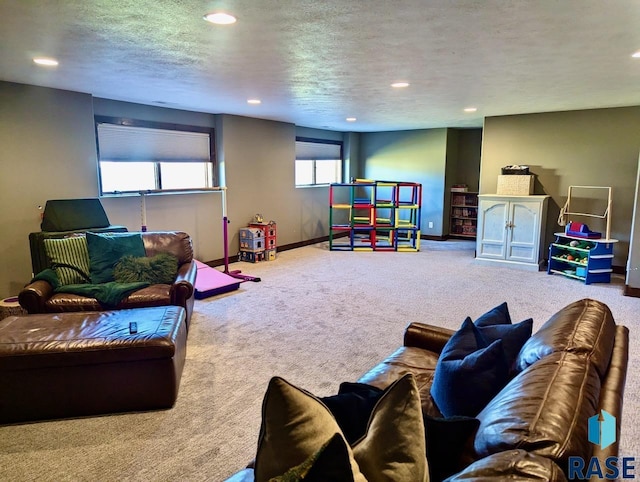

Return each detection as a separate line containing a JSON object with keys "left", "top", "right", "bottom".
{"left": 588, "top": 410, "right": 616, "bottom": 450}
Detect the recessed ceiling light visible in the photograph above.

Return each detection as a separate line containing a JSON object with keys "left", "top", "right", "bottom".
{"left": 632, "top": 50, "right": 640, "bottom": 58}
{"left": 247, "top": 99, "right": 261, "bottom": 105}
{"left": 203, "top": 12, "right": 237, "bottom": 25}
{"left": 33, "top": 57, "right": 59, "bottom": 67}
{"left": 346, "top": 117, "right": 357, "bottom": 122}
{"left": 391, "top": 82, "right": 410, "bottom": 88}
{"left": 464, "top": 107, "right": 477, "bottom": 113}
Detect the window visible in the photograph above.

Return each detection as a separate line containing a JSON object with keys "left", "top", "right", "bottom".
{"left": 295, "top": 138, "right": 342, "bottom": 187}
{"left": 95, "top": 116, "right": 215, "bottom": 195}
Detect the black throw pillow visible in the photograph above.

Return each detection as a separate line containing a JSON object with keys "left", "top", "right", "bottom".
{"left": 320, "top": 382, "right": 384, "bottom": 445}
{"left": 424, "top": 415, "right": 480, "bottom": 481}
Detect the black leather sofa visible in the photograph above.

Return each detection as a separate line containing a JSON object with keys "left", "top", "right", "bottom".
{"left": 228, "top": 298, "right": 628, "bottom": 481}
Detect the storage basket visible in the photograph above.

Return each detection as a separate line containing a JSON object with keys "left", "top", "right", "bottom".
{"left": 497, "top": 175, "right": 534, "bottom": 195}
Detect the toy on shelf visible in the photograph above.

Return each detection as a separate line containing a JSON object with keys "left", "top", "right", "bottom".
{"left": 565, "top": 222, "right": 602, "bottom": 239}
{"left": 329, "top": 179, "right": 422, "bottom": 252}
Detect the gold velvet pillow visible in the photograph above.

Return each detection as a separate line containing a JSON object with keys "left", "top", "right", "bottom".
{"left": 254, "top": 373, "right": 428, "bottom": 482}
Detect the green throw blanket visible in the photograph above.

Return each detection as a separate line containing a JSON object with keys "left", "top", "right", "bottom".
{"left": 32, "top": 269, "right": 149, "bottom": 308}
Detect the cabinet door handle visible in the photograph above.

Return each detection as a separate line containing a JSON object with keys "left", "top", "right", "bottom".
{"left": 505, "top": 221, "right": 514, "bottom": 229}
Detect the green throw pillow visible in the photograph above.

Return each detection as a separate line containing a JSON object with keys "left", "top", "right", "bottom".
{"left": 86, "top": 232, "right": 146, "bottom": 284}
{"left": 43, "top": 236, "right": 91, "bottom": 285}
{"left": 114, "top": 253, "right": 178, "bottom": 285}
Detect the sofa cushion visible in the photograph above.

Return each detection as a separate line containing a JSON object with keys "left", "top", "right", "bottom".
{"left": 475, "top": 351, "right": 600, "bottom": 467}
{"left": 516, "top": 298, "right": 616, "bottom": 378}
{"left": 446, "top": 449, "right": 568, "bottom": 481}
{"left": 44, "top": 284, "right": 171, "bottom": 312}
{"left": 431, "top": 318, "right": 509, "bottom": 417}
{"left": 43, "top": 236, "right": 91, "bottom": 285}
{"left": 254, "top": 373, "right": 427, "bottom": 482}
{"left": 86, "top": 232, "right": 146, "bottom": 284}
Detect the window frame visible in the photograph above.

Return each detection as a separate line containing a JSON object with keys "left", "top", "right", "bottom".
{"left": 94, "top": 115, "right": 216, "bottom": 196}
{"left": 295, "top": 137, "right": 344, "bottom": 187}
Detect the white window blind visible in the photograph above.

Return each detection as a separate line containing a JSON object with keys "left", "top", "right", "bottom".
{"left": 295, "top": 138, "right": 342, "bottom": 186}
{"left": 295, "top": 140, "right": 341, "bottom": 160}
{"left": 97, "top": 123, "right": 210, "bottom": 161}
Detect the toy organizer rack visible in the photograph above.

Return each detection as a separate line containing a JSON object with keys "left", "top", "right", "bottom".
{"left": 329, "top": 179, "right": 422, "bottom": 251}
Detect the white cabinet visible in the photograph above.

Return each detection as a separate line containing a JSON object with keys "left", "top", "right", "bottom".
{"left": 475, "top": 195, "right": 550, "bottom": 271}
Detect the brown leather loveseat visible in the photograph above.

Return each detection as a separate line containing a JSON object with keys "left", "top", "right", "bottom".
{"left": 228, "top": 298, "right": 628, "bottom": 481}
{"left": 19, "top": 231, "right": 197, "bottom": 329}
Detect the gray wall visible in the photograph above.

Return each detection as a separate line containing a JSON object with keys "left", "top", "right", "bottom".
{"left": 0, "top": 83, "right": 98, "bottom": 296}
{"left": 625, "top": 152, "right": 640, "bottom": 288}
{"left": 3, "top": 79, "right": 638, "bottom": 295}
{"left": 360, "top": 129, "right": 449, "bottom": 236}
{"left": 0, "top": 82, "right": 339, "bottom": 298}
{"left": 481, "top": 106, "right": 640, "bottom": 267}
{"left": 221, "top": 114, "right": 331, "bottom": 248}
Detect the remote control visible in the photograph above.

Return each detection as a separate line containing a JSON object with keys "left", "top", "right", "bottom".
{"left": 129, "top": 321, "right": 138, "bottom": 334}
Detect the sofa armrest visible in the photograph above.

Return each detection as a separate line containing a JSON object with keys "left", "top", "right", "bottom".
{"left": 170, "top": 261, "right": 196, "bottom": 304}
{"left": 403, "top": 322, "right": 455, "bottom": 353}
{"left": 18, "top": 280, "right": 54, "bottom": 314}
{"left": 592, "top": 324, "right": 629, "bottom": 461}
{"left": 447, "top": 449, "right": 568, "bottom": 481}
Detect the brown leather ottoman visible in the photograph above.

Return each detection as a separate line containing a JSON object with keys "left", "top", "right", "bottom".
{"left": 0, "top": 306, "right": 187, "bottom": 424}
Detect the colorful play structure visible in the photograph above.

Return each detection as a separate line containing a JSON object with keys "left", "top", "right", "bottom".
{"left": 329, "top": 179, "right": 422, "bottom": 251}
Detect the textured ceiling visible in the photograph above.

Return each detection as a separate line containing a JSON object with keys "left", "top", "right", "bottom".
{"left": 1, "top": 0, "right": 639, "bottom": 132}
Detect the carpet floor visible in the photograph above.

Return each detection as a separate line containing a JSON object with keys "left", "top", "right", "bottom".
{"left": 1, "top": 240, "right": 637, "bottom": 481}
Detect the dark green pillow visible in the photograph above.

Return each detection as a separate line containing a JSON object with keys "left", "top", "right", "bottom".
{"left": 114, "top": 253, "right": 178, "bottom": 285}
{"left": 86, "top": 232, "right": 146, "bottom": 284}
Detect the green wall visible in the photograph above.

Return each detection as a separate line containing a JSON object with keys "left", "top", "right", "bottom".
{"left": 359, "top": 128, "right": 482, "bottom": 237}
{"left": 481, "top": 107, "right": 640, "bottom": 266}
{"left": 360, "top": 129, "right": 449, "bottom": 236}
